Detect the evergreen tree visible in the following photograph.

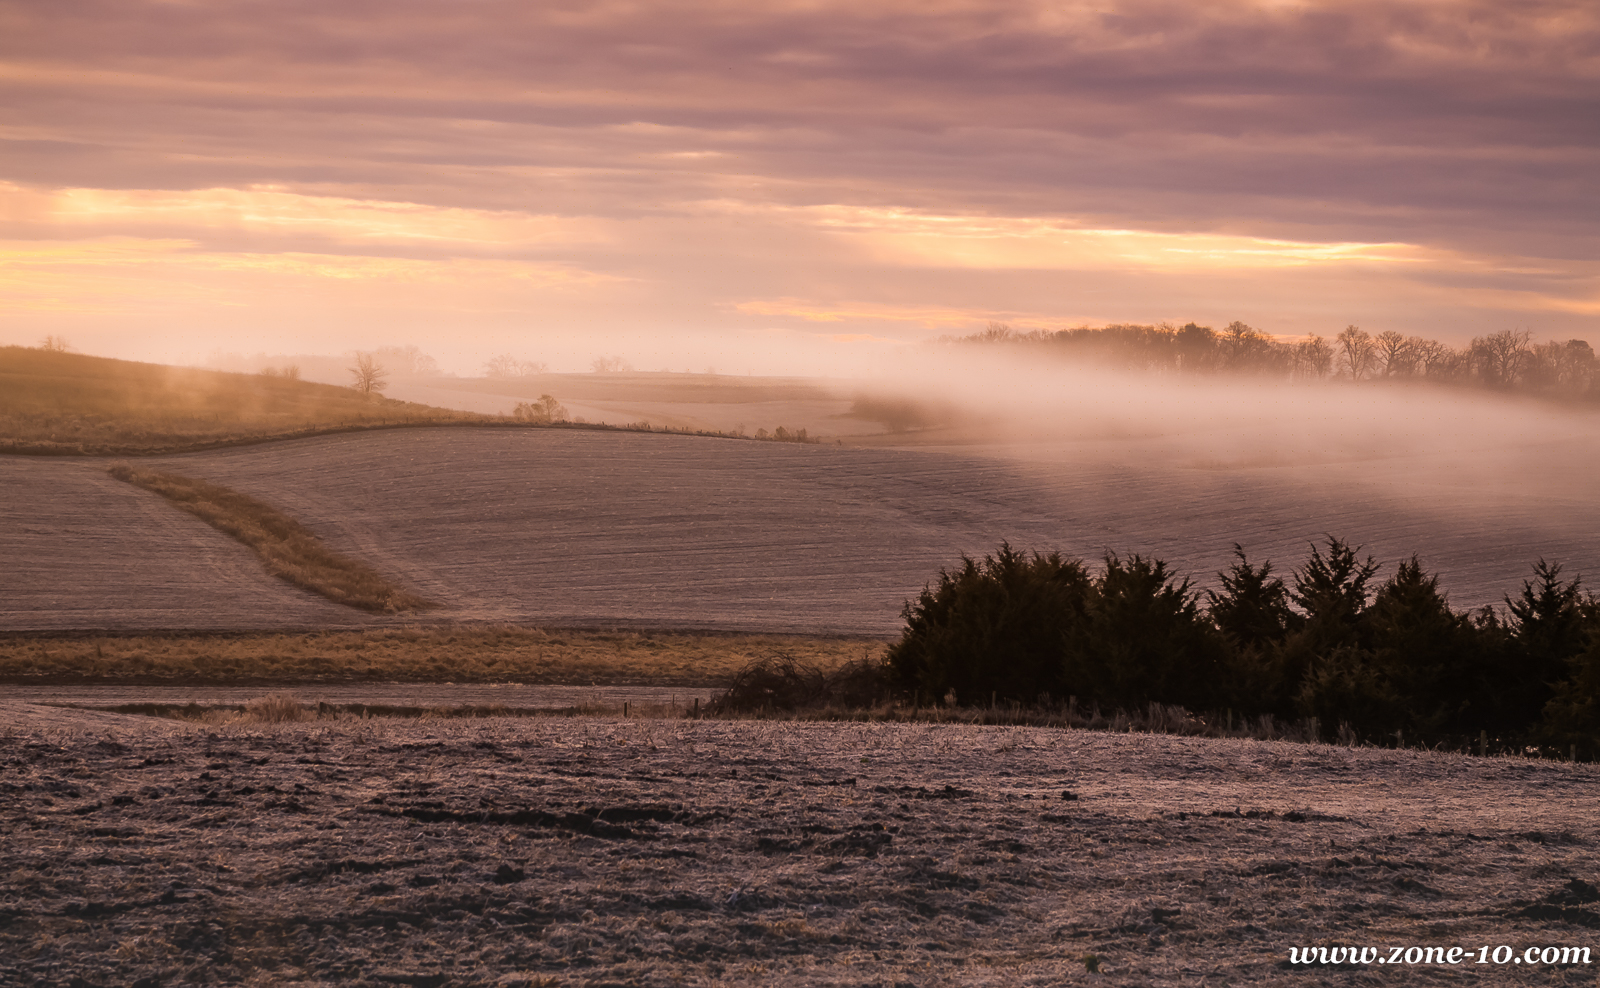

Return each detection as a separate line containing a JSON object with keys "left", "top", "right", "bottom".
{"left": 886, "top": 543, "right": 1090, "bottom": 704}
{"left": 1062, "top": 554, "right": 1226, "bottom": 711}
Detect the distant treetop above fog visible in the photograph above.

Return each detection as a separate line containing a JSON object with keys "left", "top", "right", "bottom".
{"left": 943, "top": 322, "right": 1597, "bottom": 402}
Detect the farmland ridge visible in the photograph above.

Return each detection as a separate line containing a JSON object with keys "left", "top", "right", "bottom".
{"left": 4, "top": 426, "right": 1599, "bottom": 633}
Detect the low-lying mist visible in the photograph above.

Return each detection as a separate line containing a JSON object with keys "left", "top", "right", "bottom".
{"left": 855, "top": 345, "right": 1594, "bottom": 460}
{"left": 190, "top": 338, "right": 1598, "bottom": 606}
{"left": 836, "top": 347, "right": 1600, "bottom": 609}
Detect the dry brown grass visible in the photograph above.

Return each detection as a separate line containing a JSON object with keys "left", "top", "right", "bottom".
{"left": 0, "top": 346, "right": 493, "bottom": 455}
{"left": 0, "top": 627, "right": 886, "bottom": 685}
{"left": 107, "top": 464, "right": 431, "bottom": 612}
{"left": 241, "top": 692, "right": 309, "bottom": 723}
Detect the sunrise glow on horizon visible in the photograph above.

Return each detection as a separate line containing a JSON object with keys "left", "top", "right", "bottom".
{"left": 2, "top": 0, "right": 1596, "bottom": 373}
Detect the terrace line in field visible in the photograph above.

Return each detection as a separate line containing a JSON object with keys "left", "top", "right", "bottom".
{"left": 108, "top": 463, "right": 430, "bottom": 613}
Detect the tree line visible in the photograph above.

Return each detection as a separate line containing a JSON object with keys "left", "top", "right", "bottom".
{"left": 944, "top": 322, "right": 1599, "bottom": 401}
{"left": 886, "top": 541, "right": 1600, "bottom": 756}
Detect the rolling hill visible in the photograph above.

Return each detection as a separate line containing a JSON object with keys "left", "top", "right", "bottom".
{"left": 5, "top": 426, "right": 1597, "bottom": 633}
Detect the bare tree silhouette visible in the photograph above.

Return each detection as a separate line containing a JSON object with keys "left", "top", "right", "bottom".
{"left": 348, "top": 352, "right": 389, "bottom": 397}
{"left": 1469, "top": 329, "right": 1532, "bottom": 388}
{"left": 485, "top": 354, "right": 548, "bottom": 378}
{"left": 1291, "top": 335, "right": 1333, "bottom": 378}
{"left": 512, "top": 394, "right": 568, "bottom": 422}
{"left": 1375, "top": 330, "right": 1415, "bottom": 377}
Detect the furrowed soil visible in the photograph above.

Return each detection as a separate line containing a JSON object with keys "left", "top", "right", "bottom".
{"left": 5, "top": 427, "right": 1599, "bottom": 634}
{"left": 3, "top": 711, "right": 1598, "bottom": 986}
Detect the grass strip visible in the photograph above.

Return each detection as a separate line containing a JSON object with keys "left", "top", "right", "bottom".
{"left": 107, "top": 464, "right": 430, "bottom": 613}
{"left": 0, "top": 628, "right": 885, "bottom": 685}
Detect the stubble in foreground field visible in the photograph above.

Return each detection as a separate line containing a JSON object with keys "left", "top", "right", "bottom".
{"left": 2, "top": 713, "right": 1596, "bottom": 986}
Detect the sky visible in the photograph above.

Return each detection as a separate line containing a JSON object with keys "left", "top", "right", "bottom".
{"left": 2, "top": 0, "right": 1597, "bottom": 375}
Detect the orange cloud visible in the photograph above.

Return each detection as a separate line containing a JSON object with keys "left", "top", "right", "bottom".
{"left": 0, "top": 236, "right": 621, "bottom": 314}
{"left": 29, "top": 185, "right": 609, "bottom": 248}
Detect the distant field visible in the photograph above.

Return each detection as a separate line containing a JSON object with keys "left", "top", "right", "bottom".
{"left": 5, "top": 426, "right": 1597, "bottom": 633}
{"left": 0, "top": 346, "right": 493, "bottom": 454}
{"left": 390, "top": 371, "right": 890, "bottom": 439}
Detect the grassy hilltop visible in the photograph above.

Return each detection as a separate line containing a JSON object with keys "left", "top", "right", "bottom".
{"left": 0, "top": 346, "right": 492, "bottom": 455}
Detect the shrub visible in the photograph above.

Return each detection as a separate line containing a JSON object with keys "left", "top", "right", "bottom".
{"left": 711, "top": 655, "right": 887, "bottom": 713}
{"left": 243, "top": 693, "right": 308, "bottom": 723}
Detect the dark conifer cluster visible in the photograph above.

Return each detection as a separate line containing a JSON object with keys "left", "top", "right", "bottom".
{"left": 886, "top": 540, "right": 1600, "bottom": 754}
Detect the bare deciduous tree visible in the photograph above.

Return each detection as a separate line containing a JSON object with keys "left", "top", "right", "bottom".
{"left": 374, "top": 345, "right": 440, "bottom": 378}
{"left": 348, "top": 352, "right": 389, "bottom": 397}
{"left": 512, "top": 394, "right": 568, "bottom": 422}
{"left": 1219, "top": 321, "right": 1276, "bottom": 371}
{"left": 591, "top": 355, "right": 632, "bottom": 374}
{"left": 975, "top": 321, "right": 1018, "bottom": 343}
{"left": 1410, "top": 338, "right": 1454, "bottom": 377}
{"left": 485, "top": 354, "right": 548, "bottom": 378}
{"left": 1292, "top": 335, "right": 1333, "bottom": 379}
{"left": 37, "top": 335, "right": 73, "bottom": 352}
{"left": 1559, "top": 339, "right": 1596, "bottom": 391}
{"left": 1374, "top": 330, "right": 1415, "bottom": 377}
{"left": 1336, "top": 326, "right": 1377, "bottom": 380}
{"left": 1469, "top": 329, "right": 1532, "bottom": 388}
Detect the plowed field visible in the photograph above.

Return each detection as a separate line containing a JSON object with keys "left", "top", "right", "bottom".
{"left": 0, "top": 458, "right": 363, "bottom": 632}
{"left": 4, "top": 427, "right": 1598, "bottom": 633}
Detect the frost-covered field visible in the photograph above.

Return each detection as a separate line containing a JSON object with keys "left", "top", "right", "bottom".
{"left": 3, "top": 708, "right": 1597, "bottom": 986}
{"left": 5, "top": 426, "right": 1600, "bottom": 633}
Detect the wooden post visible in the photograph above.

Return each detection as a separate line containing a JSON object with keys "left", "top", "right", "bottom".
{"left": 1479, "top": 730, "right": 1487, "bottom": 758}
{"left": 693, "top": 697, "right": 700, "bottom": 719}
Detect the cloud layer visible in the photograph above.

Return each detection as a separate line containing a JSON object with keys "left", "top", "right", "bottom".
{"left": 2, "top": 0, "right": 1596, "bottom": 369}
